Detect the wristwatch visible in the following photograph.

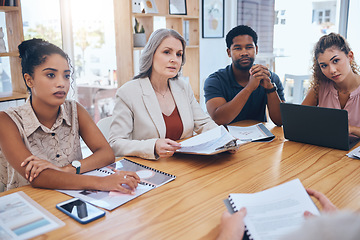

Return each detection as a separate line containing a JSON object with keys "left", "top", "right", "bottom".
{"left": 265, "top": 83, "right": 277, "bottom": 94}
{"left": 71, "top": 160, "right": 81, "bottom": 174}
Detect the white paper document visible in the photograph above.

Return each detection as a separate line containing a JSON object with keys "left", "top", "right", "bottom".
{"left": 59, "top": 184, "right": 153, "bottom": 211}
{"left": 347, "top": 145, "right": 360, "bottom": 159}
{"left": 177, "top": 125, "right": 243, "bottom": 155}
{"left": 227, "top": 123, "right": 275, "bottom": 142}
{"left": 228, "top": 179, "right": 319, "bottom": 240}
{"left": 0, "top": 191, "right": 64, "bottom": 240}
{"left": 58, "top": 158, "right": 175, "bottom": 210}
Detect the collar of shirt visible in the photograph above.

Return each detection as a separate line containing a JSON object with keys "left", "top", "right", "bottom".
{"left": 21, "top": 99, "right": 72, "bottom": 137}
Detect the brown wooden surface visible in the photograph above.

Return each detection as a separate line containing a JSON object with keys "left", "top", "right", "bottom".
{"left": 2, "top": 120, "right": 360, "bottom": 239}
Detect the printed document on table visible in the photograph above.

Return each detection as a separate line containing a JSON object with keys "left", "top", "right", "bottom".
{"left": 347, "top": 145, "right": 360, "bottom": 159}
{"left": 228, "top": 179, "right": 319, "bottom": 240}
{"left": 58, "top": 158, "right": 176, "bottom": 210}
{"left": 228, "top": 123, "right": 275, "bottom": 142}
{"left": 0, "top": 191, "right": 64, "bottom": 240}
{"left": 177, "top": 125, "right": 243, "bottom": 155}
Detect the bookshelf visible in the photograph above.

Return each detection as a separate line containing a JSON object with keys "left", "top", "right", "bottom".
{"left": 113, "top": 0, "right": 201, "bottom": 100}
{"left": 0, "top": 0, "right": 26, "bottom": 102}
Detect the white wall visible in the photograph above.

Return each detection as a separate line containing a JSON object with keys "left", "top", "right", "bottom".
{"left": 347, "top": 0, "right": 360, "bottom": 59}
{"left": 199, "top": 1, "right": 237, "bottom": 110}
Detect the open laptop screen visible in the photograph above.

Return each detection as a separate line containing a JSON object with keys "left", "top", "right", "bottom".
{"left": 280, "top": 103, "right": 359, "bottom": 150}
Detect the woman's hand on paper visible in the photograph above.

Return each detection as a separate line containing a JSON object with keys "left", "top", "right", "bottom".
{"left": 217, "top": 208, "right": 247, "bottom": 240}
{"left": 101, "top": 170, "right": 140, "bottom": 194}
{"left": 155, "top": 139, "right": 181, "bottom": 158}
{"left": 21, "top": 155, "right": 62, "bottom": 182}
{"left": 304, "top": 188, "right": 337, "bottom": 217}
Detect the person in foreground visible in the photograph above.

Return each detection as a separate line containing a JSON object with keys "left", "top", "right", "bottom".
{"left": 217, "top": 189, "right": 360, "bottom": 240}
{"left": 109, "top": 28, "right": 217, "bottom": 160}
{"left": 302, "top": 33, "right": 360, "bottom": 137}
{"left": 0, "top": 39, "right": 139, "bottom": 192}
{"left": 204, "top": 25, "right": 285, "bottom": 126}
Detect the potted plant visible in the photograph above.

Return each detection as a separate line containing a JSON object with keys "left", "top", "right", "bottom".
{"left": 133, "top": 18, "right": 146, "bottom": 47}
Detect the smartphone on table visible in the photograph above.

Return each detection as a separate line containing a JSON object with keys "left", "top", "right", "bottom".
{"left": 56, "top": 198, "right": 105, "bottom": 224}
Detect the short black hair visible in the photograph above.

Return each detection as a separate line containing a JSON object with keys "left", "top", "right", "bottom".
{"left": 225, "top": 25, "right": 258, "bottom": 49}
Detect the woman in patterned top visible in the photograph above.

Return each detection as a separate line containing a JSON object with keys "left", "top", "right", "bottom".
{"left": 0, "top": 38, "right": 139, "bottom": 192}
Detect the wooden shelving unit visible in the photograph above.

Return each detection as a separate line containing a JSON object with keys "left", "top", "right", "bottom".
{"left": 0, "top": 0, "right": 26, "bottom": 102}
{"left": 113, "top": 0, "right": 200, "bottom": 100}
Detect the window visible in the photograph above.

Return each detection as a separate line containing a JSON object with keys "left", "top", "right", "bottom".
{"left": 274, "top": 0, "right": 340, "bottom": 103}
{"left": 21, "top": 0, "right": 117, "bottom": 123}
{"left": 22, "top": 0, "right": 62, "bottom": 46}
{"left": 275, "top": 9, "right": 286, "bottom": 25}
{"left": 313, "top": 9, "right": 332, "bottom": 24}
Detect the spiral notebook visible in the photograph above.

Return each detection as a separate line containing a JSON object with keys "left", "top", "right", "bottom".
{"left": 58, "top": 158, "right": 176, "bottom": 210}
{"left": 224, "top": 179, "right": 319, "bottom": 240}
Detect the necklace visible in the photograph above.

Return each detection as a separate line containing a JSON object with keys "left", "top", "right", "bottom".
{"left": 153, "top": 87, "right": 169, "bottom": 98}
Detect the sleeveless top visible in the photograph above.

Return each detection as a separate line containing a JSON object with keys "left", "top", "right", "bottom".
{"left": 162, "top": 106, "right": 183, "bottom": 140}
{"left": 318, "top": 80, "right": 360, "bottom": 127}
{"left": 0, "top": 100, "right": 82, "bottom": 191}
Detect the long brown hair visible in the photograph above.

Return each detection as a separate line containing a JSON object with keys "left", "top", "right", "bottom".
{"left": 310, "top": 33, "right": 359, "bottom": 97}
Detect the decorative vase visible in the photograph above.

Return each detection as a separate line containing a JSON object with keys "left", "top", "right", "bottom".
{"left": 133, "top": 33, "right": 146, "bottom": 47}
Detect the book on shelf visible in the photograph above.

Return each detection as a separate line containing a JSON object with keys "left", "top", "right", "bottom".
{"left": 1, "top": 0, "right": 15, "bottom": 6}
{"left": 176, "top": 125, "right": 247, "bottom": 155}
{"left": 58, "top": 158, "right": 176, "bottom": 210}
{"left": 227, "top": 123, "right": 275, "bottom": 142}
{"left": 0, "top": 191, "right": 64, "bottom": 239}
{"left": 224, "top": 179, "right": 320, "bottom": 240}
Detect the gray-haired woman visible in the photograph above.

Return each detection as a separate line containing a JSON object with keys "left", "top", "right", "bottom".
{"left": 109, "top": 28, "right": 217, "bottom": 160}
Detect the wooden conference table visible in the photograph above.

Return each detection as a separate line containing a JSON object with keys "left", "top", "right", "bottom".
{"left": 1, "top": 120, "right": 360, "bottom": 239}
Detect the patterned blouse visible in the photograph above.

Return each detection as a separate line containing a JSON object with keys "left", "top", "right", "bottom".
{"left": 0, "top": 100, "right": 82, "bottom": 191}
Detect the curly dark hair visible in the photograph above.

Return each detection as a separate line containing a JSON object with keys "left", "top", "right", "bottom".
{"left": 310, "top": 33, "right": 359, "bottom": 97}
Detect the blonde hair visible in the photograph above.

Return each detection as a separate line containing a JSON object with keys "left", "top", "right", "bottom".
{"left": 310, "top": 33, "right": 360, "bottom": 97}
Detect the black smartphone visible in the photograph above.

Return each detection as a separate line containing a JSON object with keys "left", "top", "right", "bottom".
{"left": 56, "top": 198, "right": 105, "bottom": 224}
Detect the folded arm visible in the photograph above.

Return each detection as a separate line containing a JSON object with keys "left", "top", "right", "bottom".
{"left": 0, "top": 107, "right": 139, "bottom": 192}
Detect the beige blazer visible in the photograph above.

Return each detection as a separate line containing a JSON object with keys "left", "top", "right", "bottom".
{"left": 109, "top": 77, "right": 217, "bottom": 160}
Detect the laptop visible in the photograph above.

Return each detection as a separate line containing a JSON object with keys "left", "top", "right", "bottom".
{"left": 280, "top": 103, "right": 360, "bottom": 151}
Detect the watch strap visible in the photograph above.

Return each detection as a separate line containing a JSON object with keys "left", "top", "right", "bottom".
{"left": 265, "top": 84, "right": 277, "bottom": 94}
{"left": 72, "top": 161, "right": 81, "bottom": 174}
